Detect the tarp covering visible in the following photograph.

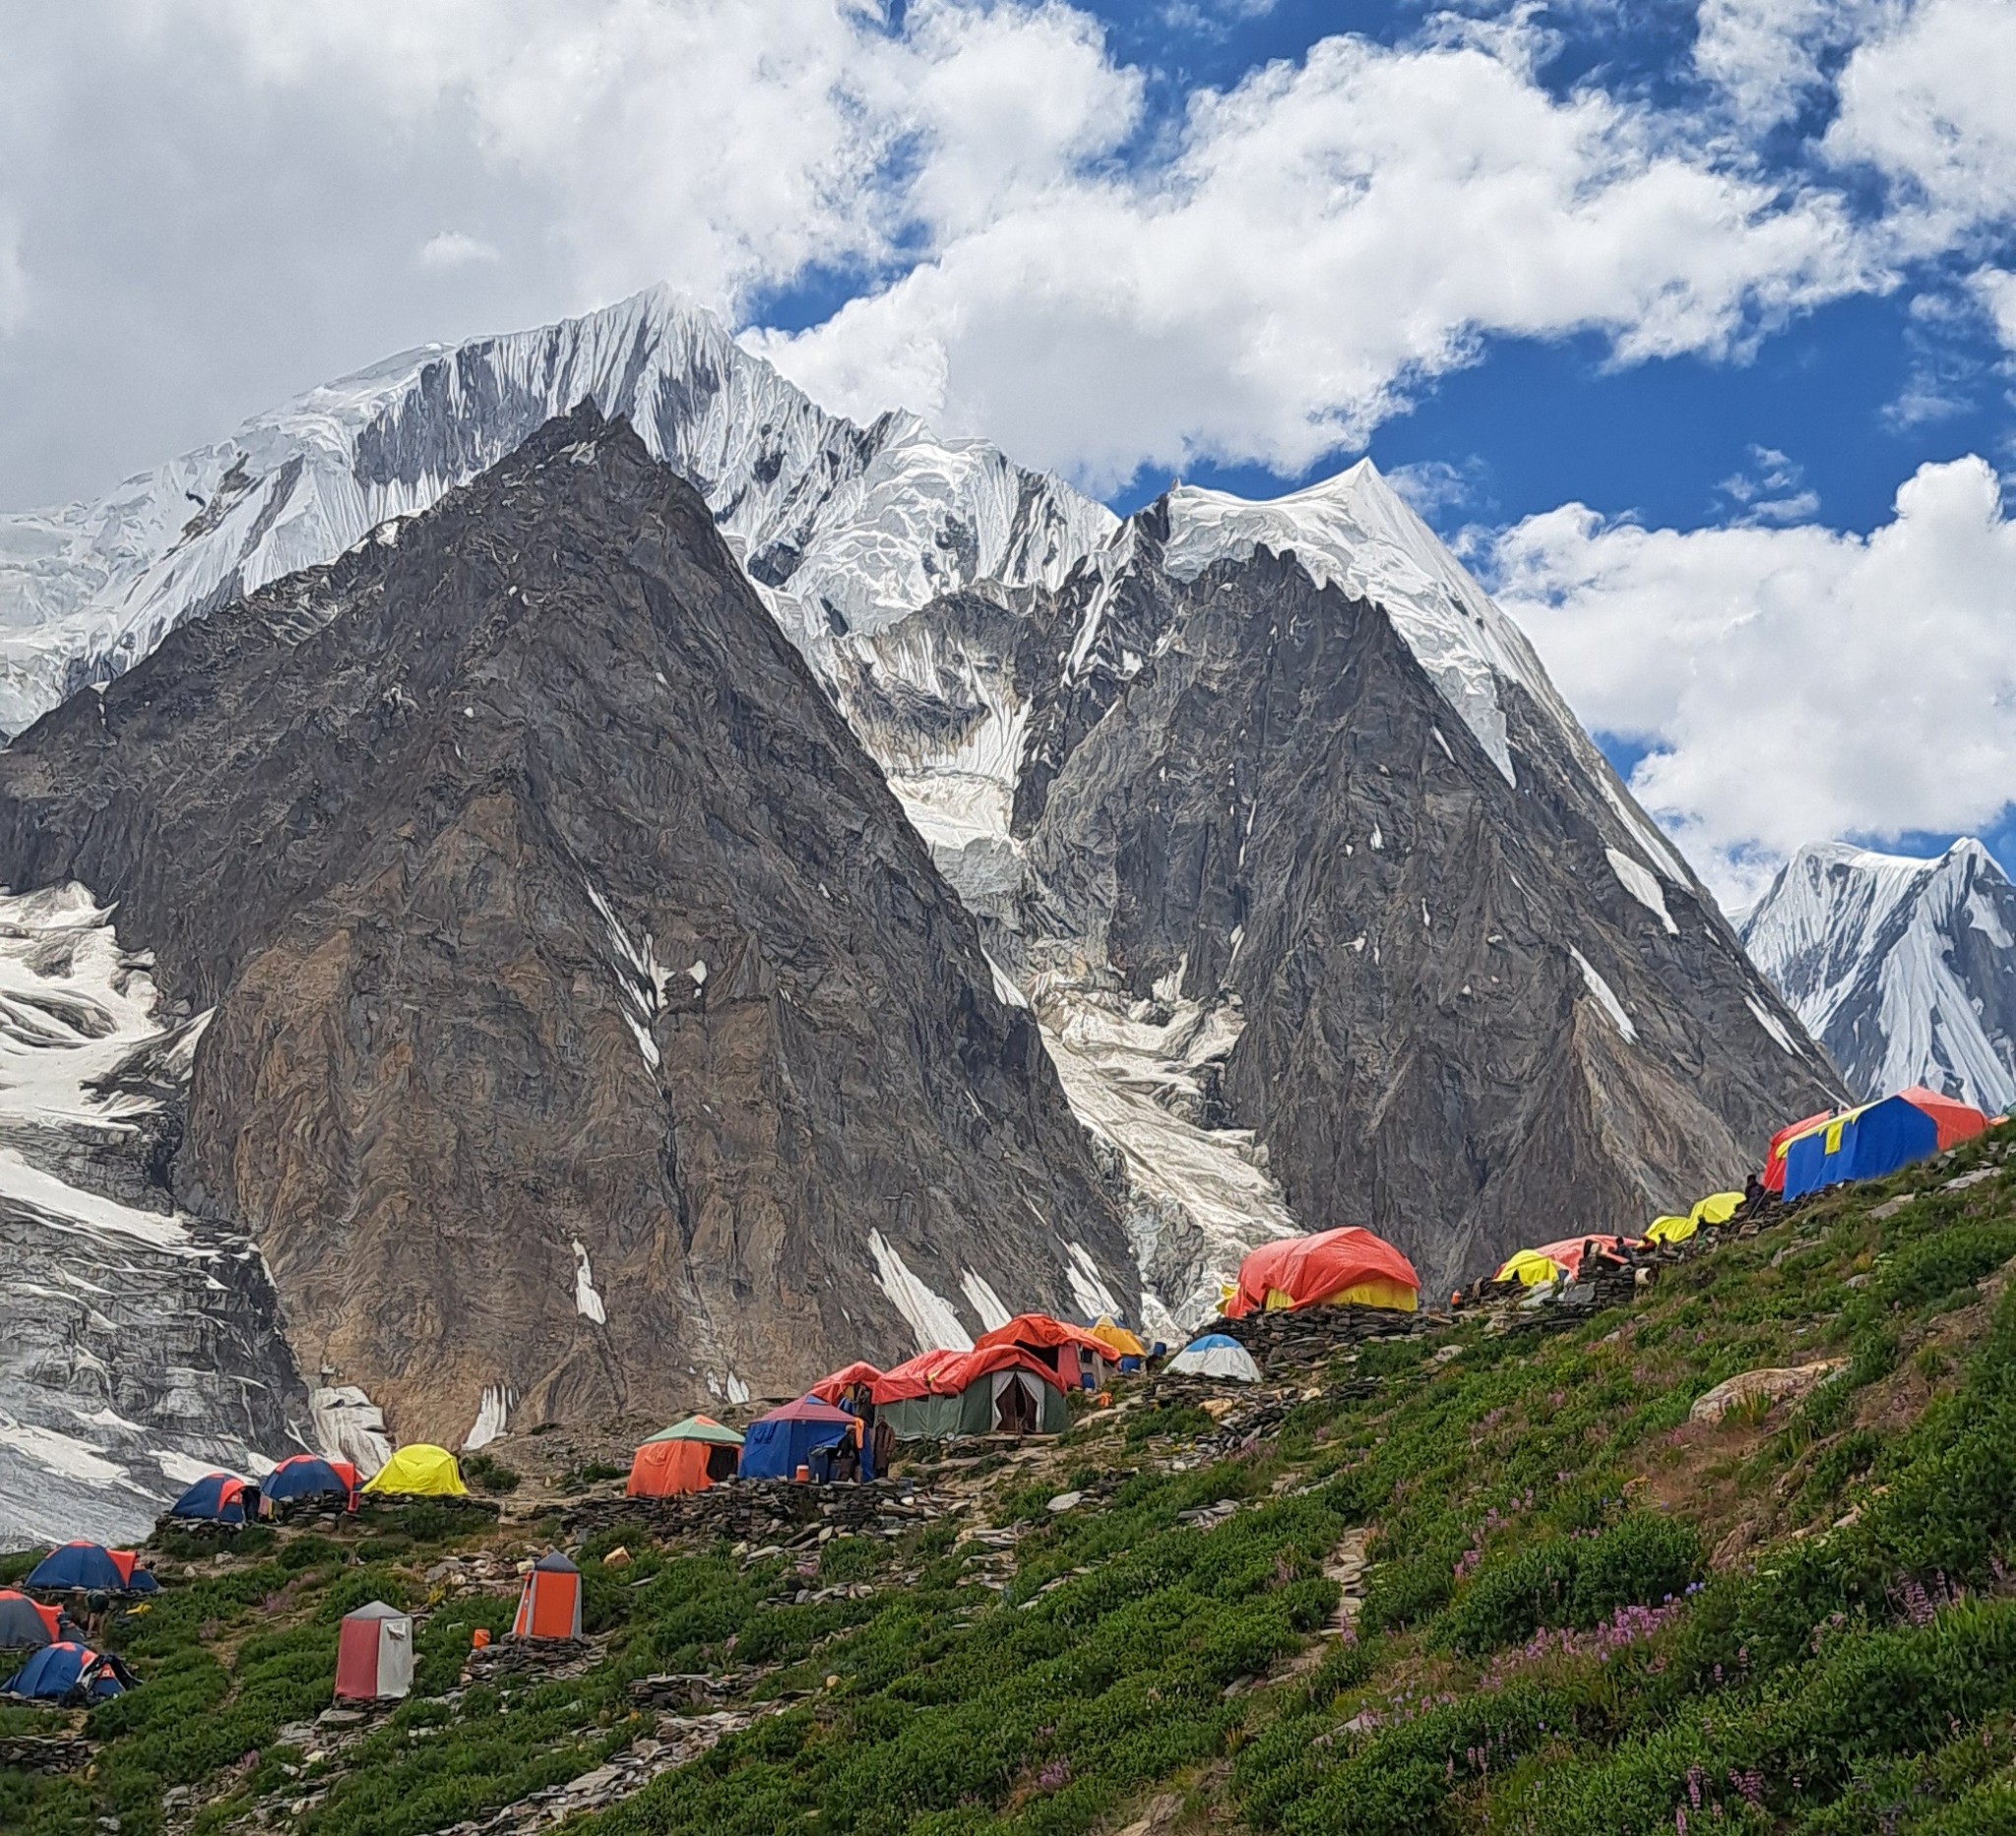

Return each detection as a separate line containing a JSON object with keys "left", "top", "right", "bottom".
{"left": 975, "top": 1314, "right": 1114, "bottom": 1386}
{"left": 738, "top": 1397, "right": 871, "bottom": 1482}
{"left": 878, "top": 1347, "right": 1069, "bottom": 1440}
{"left": 809, "top": 1361, "right": 883, "bottom": 1405}
{"left": 869, "top": 1350, "right": 970, "bottom": 1405}
{"left": 26, "top": 1543, "right": 158, "bottom": 1595}
{"left": 1782, "top": 1088, "right": 1984, "bottom": 1209}
{"left": 628, "top": 1417, "right": 742, "bottom": 1497}
{"left": 1525, "top": 1235, "right": 1638, "bottom": 1279}
{"left": 335, "top": 1601, "right": 413, "bottom": 1701}
{"left": 0, "top": 1590, "right": 65, "bottom": 1648}
{"left": 1764, "top": 1108, "right": 1836, "bottom": 1193}
{"left": 1090, "top": 1316, "right": 1147, "bottom": 1360}
{"left": 1225, "top": 1227, "right": 1420, "bottom": 1318}
{"left": 261, "top": 1455, "right": 357, "bottom": 1509}
{"left": 1645, "top": 1214, "right": 1696, "bottom": 1246}
{"left": 1166, "top": 1334, "right": 1262, "bottom": 1382}
{"left": 1896, "top": 1087, "right": 1993, "bottom": 1150}
{"left": 168, "top": 1473, "right": 250, "bottom": 1524}
{"left": 2, "top": 1641, "right": 134, "bottom": 1703}
{"left": 1689, "top": 1192, "right": 1745, "bottom": 1229}
{"left": 512, "top": 1551, "right": 583, "bottom": 1641}
{"left": 361, "top": 1443, "right": 468, "bottom": 1497}
{"left": 1494, "top": 1248, "right": 1568, "bottom": 1287}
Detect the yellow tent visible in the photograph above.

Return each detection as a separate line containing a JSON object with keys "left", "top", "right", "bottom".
{"left": 1689, "top": 1191, "right": 1745, "bottom": 1229}
{"left": 1645, "top": 1214, "right": 1696, "bottom": 1246}
{"left": 1494, "top": 1248, "right": 1568, "bottom": 1287}
{"left": 361, "top": 1443, "right": 469, "bottom": 1498}
{"left": 1090, "top": 1315, "right": 1147, "bottom": 1360}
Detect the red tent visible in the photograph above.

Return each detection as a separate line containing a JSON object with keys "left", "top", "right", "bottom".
{"left": 1896, "top": 1086, "right": 1991, "bottom": 1149}
{"left": 1528, "top": 1234, "right": 1638, "bottom": 1279}
{"left": 1224, "top": 1227, "right": 1420, "bottom": 1318}
{"left": 334, "top": 1602, "right": 412, "bottom": 1701}
{"left": 809, "top": 1361, "right": 883, "bottom": 1405}
{"left": 869, "top": 1350, "right": 970, "bottom": 1404}
{"left": 973, "top": 1314, "right": 1115, "bottom": 1388}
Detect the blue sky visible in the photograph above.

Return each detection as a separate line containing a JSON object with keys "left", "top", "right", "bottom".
{"left": 1, "top": 0, "right": 2013, "bottom": 902}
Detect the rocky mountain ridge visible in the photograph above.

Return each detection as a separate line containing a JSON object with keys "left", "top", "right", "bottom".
{"left": 0, "top": 406, "right": 1135, "bottom": 1451}
{"left": 1742, "top": 838, "right": 2016, "bottom": 1111}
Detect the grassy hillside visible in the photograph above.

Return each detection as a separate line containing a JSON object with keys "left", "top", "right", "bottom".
{"left": 6, "top": 1122, "right": 2015, "bottom": 1836}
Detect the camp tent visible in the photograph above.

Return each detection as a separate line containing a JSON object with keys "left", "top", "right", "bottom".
{"left": 975, "top": 1314, "right": 1114, "bottom": 1389}
{"left": 335, "top": 1602, "right": 414, "bottom": 1701}
{"left": 1225, "top": 1227, "right": 1420, "bottom": 1318}
{"left": 626, "top": 1416, "right": 744, "bottom": 1497}
{"left": 738, "top": 1397, "right": 872, "bottom": 1481}
{"left": 870, "top": 1350, "right": 970, "bottom": 1403}
{"left": 1689, "top": 1192, "right": 1745, "bottom": 1229}
{"left": 1090, "top": 1316, "right": 1147, "bottom": 1362}
{"left": 1494, "top": 1248, "right": 1568, "bottom": 1287}
{"left": 261, "top": 1454, "right": 358, "bottom": 1512}
{"left": 876, "top": 1345, "right": 1070, "bottom": 1440}
{"left": 1645, "top": 1215, "right": 1696, "bottom": 1247}
{"left": 2, "top": 1642, "right": 134, "bottom": 1704}
{"left": 1524, "top": 1235, "right": 1640, "bottom": 1279}
{"left": 25, "top": 1543, "right": 158, "bottom": 1596}
{"left": 809, "top": 1361, "right": 883, "bottom": 1406}
{"left": 1166, "top": 1334, "right": 1263, "bottom": 1382}
{"left": 0, "top": 1591, "right": 65, "bottom": 1649}
{"left": 168, "top": 1473, "right": 251, "bottom": 1524}
{"left": 512, "top": 1552, "right": 584, "bottom": 1641}
{"left": 1763, "top": 1108, "right": 1836, "bottom": 1193}
{"left": 361, "top": 1443, "right": 468, "bottom": 1498}
{"left": 1783, "top": 1090, "right": 1990, "bottom": 1201}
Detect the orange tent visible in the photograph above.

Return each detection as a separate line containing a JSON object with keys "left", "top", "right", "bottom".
{"left": 869, "top": 1350, "right": 971, "bottom": 1404}
{"left": 1224, "top": 1227, "right": 1420, "bottom": 1318}
{"left": 974, "top": 1314, "right": 1114, "bottom": 1389}
{"left": 625, "top": 1416, "right": 744, "bottom": 1498}
{"left": 809, "top": 1361, "right": 883, "bottom": 1406}
{"left": 511, "top": 1551, "right": 582, "bottom": 1641}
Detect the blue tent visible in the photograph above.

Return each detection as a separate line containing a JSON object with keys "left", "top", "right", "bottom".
{"left": 738, "top": 1397, "right": 873, "bottom": 1482}
{"left": 168, "top": 1473, "right": 251, "bottom": 1524}
{"left": 25, "top": 1543, "right": 158, "bottom": 1595}
{"left": 1783, "top": 1095, "right": 1940, "bottom": 1201}
{"left": 260, "top": 1455, "right": 354, "bottom": 1509}
{"left": 3, "top": 1641, "right": 135, "bottom": 1703}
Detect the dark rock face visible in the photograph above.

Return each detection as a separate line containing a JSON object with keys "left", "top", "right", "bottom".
{"left": 1012, "top": 535, "right": 1845, "bottom": 1296}
{"left": 0, "top": 407, "right": 1132, "bottom": 1443}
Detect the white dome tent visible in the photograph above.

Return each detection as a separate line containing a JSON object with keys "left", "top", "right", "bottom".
{"left": 1166, "top": 1333, "right": 1262, "bottom": 1383}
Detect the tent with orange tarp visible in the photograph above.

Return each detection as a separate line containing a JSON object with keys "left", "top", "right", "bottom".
{"left": 809, "top": 1361, "right": 883, "bottom": 1406}
{"left": 974, "top": 1313, "right": 1114, "bottom": 1389}
{"left": 625, "top": 1416, "right": 744, "bottom": 1497}
{"left": 512, "top": 1551, "right": 584, "bottom": 1641}
{"left": 1224, "top": 1226, "right": 1420, "bottom": 1318}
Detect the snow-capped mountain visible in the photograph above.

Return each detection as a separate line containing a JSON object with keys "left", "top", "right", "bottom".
{"left": 0, "top": 884, "right": 307, "bottom": 1547}
{"left": 1742, "top": 840, "right": 2016, "bottom": 1111}
{"left": 0, "top": 285, "right": 1847, "bottom": 1424}
{"left": 0, "top": 285, "right": 1113, "bottom": 734}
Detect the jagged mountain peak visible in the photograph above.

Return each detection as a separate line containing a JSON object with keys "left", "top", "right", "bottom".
{"left": 0, "top": 286, "right": 1114, "bottom": 732}
{"left": 1743, "top": 837, "right": 2016, "bottom": 1110}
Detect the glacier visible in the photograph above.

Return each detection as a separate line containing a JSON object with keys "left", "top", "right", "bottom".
{"left": 1743, "top": 839, "right": 2016, "bottom": 1113}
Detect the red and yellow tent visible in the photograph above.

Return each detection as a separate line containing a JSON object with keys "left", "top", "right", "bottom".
{"left": 1225, "top": 1227, "right": 1420, "bottom": 1318}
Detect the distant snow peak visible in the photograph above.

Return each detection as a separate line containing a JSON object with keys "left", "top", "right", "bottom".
{"left": 1743, "top": 837, "right": 2016, "bottom": 1109}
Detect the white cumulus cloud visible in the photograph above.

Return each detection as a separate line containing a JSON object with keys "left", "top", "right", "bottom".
{"left": 417, "top": 231, "right": 500, "bottom": 271}
{"left": 1491, "top": 455, "right": 2016, "bottom": 906}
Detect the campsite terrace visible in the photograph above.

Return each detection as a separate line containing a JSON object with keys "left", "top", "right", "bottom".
{"left": 5, "top": 1118, "right": 2016, "bottom": 1833}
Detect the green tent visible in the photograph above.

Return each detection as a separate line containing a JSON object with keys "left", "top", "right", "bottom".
{"left": 881, "top": 1360, "right": 1069, "bottom": 1441}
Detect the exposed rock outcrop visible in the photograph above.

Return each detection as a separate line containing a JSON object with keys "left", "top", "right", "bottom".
{"left": 0, "top": 406, "right": 1134, "bottom": 1444}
